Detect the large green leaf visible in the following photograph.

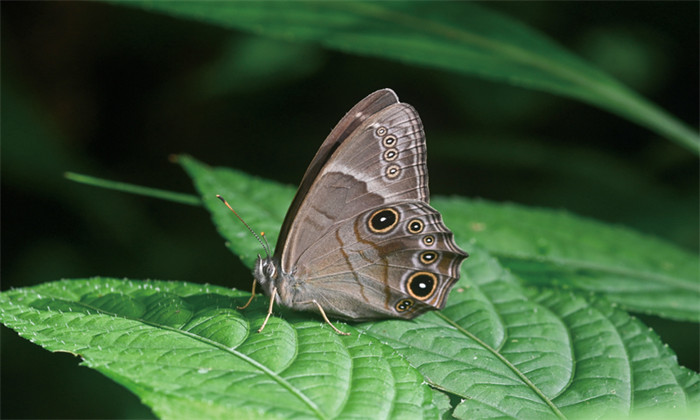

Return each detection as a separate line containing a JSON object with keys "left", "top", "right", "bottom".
{"left": 437, "top": 198, "right": 700, "bottom": 322}
{"left": 115, "top": 1, "right": 698, "bottom": 153}
{"left": 180, "top": 155, "right": 699, "bottom": 323}
{"left": 0, "top": 278, "right": 440, "bottom": 420}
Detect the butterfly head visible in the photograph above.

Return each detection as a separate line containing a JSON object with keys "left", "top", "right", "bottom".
{"left": 254, "top": 254, "right": 278, "bottom": 291}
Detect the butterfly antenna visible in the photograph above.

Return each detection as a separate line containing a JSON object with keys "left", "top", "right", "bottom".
{"left": 260, "top": 232, "right": 272, "bottom": 258}
{"left": 216, "top": 195, "right": 271, "bottom": 258}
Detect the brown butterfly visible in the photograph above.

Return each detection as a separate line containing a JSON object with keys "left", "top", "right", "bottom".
{"left": 227, "top": 89, "right": 467, "bottom": 334}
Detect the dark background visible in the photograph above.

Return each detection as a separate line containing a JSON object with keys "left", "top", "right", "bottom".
{"left": 2, "top": 2, "right": 698, "bottom": 419}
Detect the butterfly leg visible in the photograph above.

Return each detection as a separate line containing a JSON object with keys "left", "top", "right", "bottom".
{"left": 257, "top": 286, "right": 277, "bottom": 333}
{"left": 237, "top": 279, "right": 257, "bottom": 310}
{"left": 311, "top": 300, "right": 351, "bottom": 336}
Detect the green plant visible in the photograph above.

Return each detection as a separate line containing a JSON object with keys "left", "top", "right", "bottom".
{"left": 2, "top": 2, "right": 697, "bottom": 419}
{"left": 2, "top": 154, "right": 698, "bottom": 419}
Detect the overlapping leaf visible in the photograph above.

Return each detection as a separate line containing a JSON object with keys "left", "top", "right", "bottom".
{"left": 437, "top": 198, "right": 700, "bottom": 322}
{"left": 115, "top": 1, "right": 698, "bottom": 153}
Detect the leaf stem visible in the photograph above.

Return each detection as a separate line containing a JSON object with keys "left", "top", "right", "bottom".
{"left": 64, "top": 172, "right": 202, "bottom": 206}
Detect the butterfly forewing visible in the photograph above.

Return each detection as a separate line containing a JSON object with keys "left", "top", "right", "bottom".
{"left": 275, "top": 89, "right": 400, "bottom": 255}
{"left": 279, "top": 101, "right": 429, "bottom": 273}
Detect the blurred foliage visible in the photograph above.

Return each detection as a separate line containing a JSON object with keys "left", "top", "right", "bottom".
{"left": 1, "top": 2, "right": 697, "bottom": 419}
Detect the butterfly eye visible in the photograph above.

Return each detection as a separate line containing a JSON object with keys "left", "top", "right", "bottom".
{"left": 407, "top": 219, "right": 424, "bottom": 234}
{"left": 419, "top": 251, "right": 438, "bottom": 265}
{"left": 395, "top": 298, "right": 414, "bottom": 312}
{"left": 406, "top": 272, "right": 438, "bottom": 300}
{"left": 264, "top": 262, "right": 277, "bottom": 279}
{"left": 368, "top": 208, "right": 399, "bottom": 233}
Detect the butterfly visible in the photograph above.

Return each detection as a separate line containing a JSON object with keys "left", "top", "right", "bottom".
{"left": 227, "top": 89, "right": 467, "bottom": 335}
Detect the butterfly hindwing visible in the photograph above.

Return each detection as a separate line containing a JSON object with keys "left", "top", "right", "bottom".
{"left": 289, "top": 201, "right": 465, "bottom": 320}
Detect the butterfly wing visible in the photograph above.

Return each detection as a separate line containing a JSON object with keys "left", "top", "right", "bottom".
{"left": 277, "top": 91, "right": 430, "bottom": 273}
{"left": 275, "top": 88, "right": 401, "bottom": 258}
{"left": 291, "top": 201, "right": 466, "bottom": 320}
{"left": 272, "top": 89, "right": 466, "bottom": 320}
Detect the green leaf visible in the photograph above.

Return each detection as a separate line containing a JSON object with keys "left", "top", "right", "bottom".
{"left": 115, "top": 1, "right": 698, "bottom": 153}
{"left": 436, "top": 198, "right": 700, "bottom": 322}
{"left": 0, "top": 278, "right": 438, "bottom": 420}
{"left": 579, "top": 296, "right": 700, "bottom": 411}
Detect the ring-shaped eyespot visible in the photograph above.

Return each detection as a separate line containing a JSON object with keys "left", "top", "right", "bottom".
{"left": 422, "top": 235, "right": 435, "bottom": 246}
{"left": 406, "top": 272, "right": 438, "bottom": 300}
{"left": 375, "top": 126, "right": 388, "bottom": 137}
{"left": 368, "top": 208, "right": 399, "bottom": 233}
{"left": 386, "top": 164, "right": 401, "bottom": 179}
{"left": 383, "top": 148, "right": 398, "bottom": 162}
{"left": 395, "top": 298, "right": 414, "bottom": 312}
{"left": 407, "top": 218, "right": 424, "bottom": 234}
{"left": 382, "top": 134, "right": 397, "bottom": 148}
{"left": 419, "top": 251, "right": 438, "bottom": 265}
